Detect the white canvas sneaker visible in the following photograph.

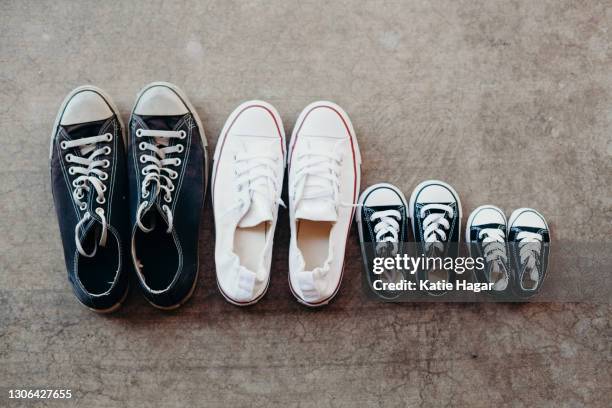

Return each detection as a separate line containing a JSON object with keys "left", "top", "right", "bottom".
{"left": 288, "top": 101, "right": 361, "bottom": 306}
{"left": 212, "top": 101, "right": 286, "bottom": 305}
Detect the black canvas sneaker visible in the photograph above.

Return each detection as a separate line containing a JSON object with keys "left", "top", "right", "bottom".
{"left": 356, "top": 183, "right": 408, "bottom": 300}
{"left": 409, "top": 180, "right": 462, "bottom": 295}
{"left": 466, "top": 205, "right": 511, "bottom": 295}
{"left": 508, "top": 208, "right": 550, "bottom": 298}
{"left": 50, "top": 86, "right": 129, "bottom": 312}
{"left": 128, "top": 82, "right": 207, "bottom": 309}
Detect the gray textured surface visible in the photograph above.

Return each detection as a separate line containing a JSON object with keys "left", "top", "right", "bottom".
{"left": 1, "top": 0, "right": 611, "bottom": 407}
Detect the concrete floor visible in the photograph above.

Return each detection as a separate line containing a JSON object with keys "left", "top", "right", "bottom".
{"left": 1, "top": 0, "right": 611, "bottom": 406}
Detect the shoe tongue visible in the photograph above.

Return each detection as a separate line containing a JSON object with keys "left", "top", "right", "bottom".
{"left": 140, "top": 115, "right": 182, "bottom": 147}
{"left": 296, "top": 200, "right": 337, "bottom": 222}
{"left": 235, "top": 139, "right": 279, "bottom": 228}
{"left": 238, "top": 194, "right": 273, "bottom": 228}
{"left": 140, "top": 115, "right": 181, "bottom": 131}
{"left": 294, "top": 138, "right": 339, "bottom": 222}
{"left": 63, "top": 120, "right": 108, "bottom": 156}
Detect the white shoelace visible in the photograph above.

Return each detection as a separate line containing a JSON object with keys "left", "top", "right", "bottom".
{"left": 371, "top": 210, "right": 401, "bottom": 242}
{"left": 478, "top": 228, "right": 509, "bottom": 286}
{"left": 135, "top": 128, "right": 185, "bottom": 233}
{"left": 61, "top": 133, "right": 112, "bottom": 257}
{"left": 517, "top": 231, "right": 543, "bottom": 272}
{"left": 419, "top": 203, "right": 454, "bottom": 254}
{"left": 228, "top": 151, "right": 284, "bottom": 214}
{"left": 370, "top": 209, "right": 401, "bottom": 255}
{"left": 478, "top": 228, "right": 507, "bottom": 265}
{"left": 292, "top": 141, "right": 350, "bottom": 212}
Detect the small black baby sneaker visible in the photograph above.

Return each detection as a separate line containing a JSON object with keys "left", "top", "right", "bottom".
{"left": 466, "top": 205, "right": 512, "bottom": 295}
{"left": 356, "top": 183, "right": 408, "bottom": 300}
{"left": 128, "top": 82, "right": 207, "bottom": 309}
{"left": 409, "top": 179, "right": 462, "bottom": 295}
{"left": 50, "top": 86, "right": 130, "bottom": 312}
{"left": 508, "top": 208, "right": 550, "bottom": 298}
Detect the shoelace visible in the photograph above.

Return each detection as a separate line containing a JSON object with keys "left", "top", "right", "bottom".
{"left": 135, "top": 128, "right": 186, "bottom": 233}
{"left": 370, "top": 209, "right": 401, "bottom": 255}
{"left": 292, "top": 141, "right": 353, "bottom": 212}
{"left": 420, "top": 203, "right": 454, "bottom": 254}
{"left": 517, "top": 231, "right": 543, "bottom": 273}
{"left": 227, "top": 151, "right": 285, "bottom": 214}
{"left": 478, "top": 228, "right": 508, "bottom": 279}
{"left": 61, "top": 133, "right": 113, "bottom": 257}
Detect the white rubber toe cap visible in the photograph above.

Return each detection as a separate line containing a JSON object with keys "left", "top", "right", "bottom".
{"left": 134, "top": 84, "right": 188, "bottom": 116}
{"left": 60, "top": 90, "right": 113, "bottom": 126}
{"left": 229, "top": 102, "right": 281, "bottom": 137}
{"left": 416, "top": 183, "right": 456, "bottom": 204}
{"left": 470, "top": 206, "right": 505, "bottom": 226}
{"left": 511, "top": 209, "right": 547, "bottom": 229}
{"left": 297, "top": 102, "right": 349, "bottom": 139}
{"left": 362, "top": 184, "right": 405, "bottom": 207}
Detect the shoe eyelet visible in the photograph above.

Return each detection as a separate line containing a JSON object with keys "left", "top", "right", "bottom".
{"left": 79, "top": 203, "right": 87, "bottom": 211}
{"left": 140, "top": 155, "right": 147, "bottom": 163}
{"left": 168, "top": 184, "right": 175, "bottom": 192}
{"left": 102, "top": 159, "right": 110, "bottom": 168}
{"left": 105, "top": 133, "right": 113, "bottom": 142}
{"left": 95, "top": 207, "right": 105, "bottom": 215}
{"left": 101, "top": 184, "right": 107, "bottom": 192}
{"left": 103, "top": 146, "right": 112, "bottom": 155}
{"left": 176, "top": 144, "right": 184, "bottom": 153}
{"left": 100, "top": 172, "right": 108, "bottom": 181}
{"left": 170, "top": 172, "right": 178, "bottom": 180}
{"left": 65, "top": 154, "right": 73, "bottom": 162}
{"left": 60, "top": 141, "right": 68, "bottom": 150}
{"left": 76, "top": 192, "right": 84, "bottom": 200}
{"left": 72, "top": 180, "right": 79, "bottom": 187}
{"left": 68, "top": 167, "right": 75, "bottom": 175}
{"left": 139, "top": 142, "right": 146, "bottom": 150}
{"left": 178, "top": 130, "right": 186, "bottom": 139}
{"left": 142, "top": 191, "right": 149, "bottom": 199}
{"left": 174, "top": 158, "right": 182, "bottom": 166}
{"left": 164, "top": 195, "right": 172, "bottom": 203}
{"left": 96, "top": 196, "right": 106, "bottom": 204}
{"left": 136, "top": 129, "right": 143, "bottom": 137}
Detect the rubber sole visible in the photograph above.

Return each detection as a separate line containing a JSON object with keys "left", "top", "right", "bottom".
{"left": 83, "top": 284, "right": 130, "bottom": 314}
{"left": 145, "top": 272, "right": 199, "bottom": 311}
